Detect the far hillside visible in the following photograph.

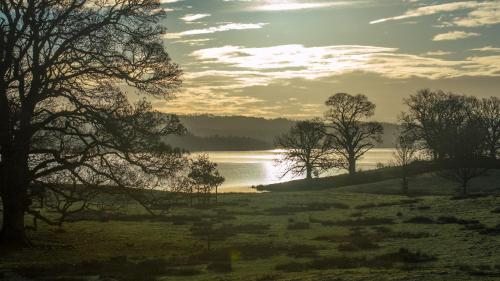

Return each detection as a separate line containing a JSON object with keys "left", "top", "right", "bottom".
{"left": 178, "top": 115, "right": 295, "bottom": 143}
{"left": 163, "top": 114, "right": 399, "bottom": 151}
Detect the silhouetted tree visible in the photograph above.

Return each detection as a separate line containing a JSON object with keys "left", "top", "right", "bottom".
{"left": 274, "top": 119, "right": 335, "bottom": 180}
{"left": 323, "top": 93, "right": 383, "bottom": 175}
{"left": 393, "top": 135, "right": 419, "bottom": 195}
{"left": 438, "top": 112, "right": 489, "bottom": 195}
{"left": 401, "top": 90, "right": 478, "bottom": 160}
{"left": 476, "top": 97, "right": 500, "bottom": 159}
{"left": 404, "top": 90, "right": 493, "bottom": 195}
{"left": 188, "top": 155, "right": 224, "bottom": 204}
{"left": 0, "top": 0, "right": 183, "bottom": 247}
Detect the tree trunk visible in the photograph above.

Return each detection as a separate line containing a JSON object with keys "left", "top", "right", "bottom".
{"left": 348, "top": 156, "right": 356, "bottom": 175}
{"left": 0, "top": 152, "right": 30, "bottom": 248}
{"left": 306, "top": 165, "right": 312, "bottom": 179}
{"left": 401, "top": 177, "right": 408, "bottom": 195}
{"left": 1, "top": 185, "right": 29, "bottom": 247}
{"left": 462, "top": 180, "right": 468, "bottom": 196}
{"left": 489, "top": 147, "right": 497, "bottom": 160}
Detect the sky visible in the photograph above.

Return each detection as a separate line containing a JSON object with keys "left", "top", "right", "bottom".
{"left": 152, "top": 0, "right": 500, "bottom": 122}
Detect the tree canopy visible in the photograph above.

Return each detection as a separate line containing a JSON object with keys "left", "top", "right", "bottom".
{"left": 275, "top": 119, "right": 335, "bottom": 179}
{"left": 324, "top": 93, "right": 383, "bottom": 175}
{"left": 0, "top": 0, "right": 184, "bottom": 246}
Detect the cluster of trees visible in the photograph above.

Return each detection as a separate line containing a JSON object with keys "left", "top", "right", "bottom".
{"left": 0, "top": 0, "right": 223, "bottom": 248}
{"left": 277, "top": 90, "right": 499, "bottom": 196}
{"left": 397, "top": 90, "right": 500, "bottom": 194}
{"left": 276, "top": 93, "right": 384, "bottom": 179}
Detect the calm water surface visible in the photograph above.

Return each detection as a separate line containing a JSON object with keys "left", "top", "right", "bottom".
{"left": 193, "top": 149, "right": 396, "bottom": 193}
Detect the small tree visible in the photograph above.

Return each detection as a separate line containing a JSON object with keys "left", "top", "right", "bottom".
{"left": 274, "top": 119, "right": 334, "bottom": 180}
{"left": 188, "top": 155, "right": 224, "bottom": 205}
{"left": 393, "top": 135, "right": 419, "bottom": 195}
{"left": 324, "top": 93, "right": 383, "bottom": 175}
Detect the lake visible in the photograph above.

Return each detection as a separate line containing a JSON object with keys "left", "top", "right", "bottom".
{"left": 193, "top": 149, "right": 396, "bottom": 192}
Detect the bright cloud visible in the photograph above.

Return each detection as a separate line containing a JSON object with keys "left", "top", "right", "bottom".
{"left": 471, "top": 46, "right": 500, "bottom": 52}
{"left": 190, "top": 44, "right": 500, "bottom": 85}
{"left": 168, "top": 44, "right": 500, "bottom": 118}
{"left": 180, "top": 14, "right": 211, "bottom": 22}
{"left": 165, "top": 23, "right": 268, "bottom": 39}
{"left": 252, "top": 1, "right": 352, "bottom": 11}
{"left": 423, "top": 50, "right": 453, "bottom": 56}
{"left": 172, "top": 38, "right": 212, "bottom": 46}
{"left": 433, "top": 31, "right": 480, "bottom": 41}
{"left": 452, "top": 3, "right": 500, "bottom": 27}
{"left": 370, "top": 1, "right": 481, "bottom": 24}
{"left": 370, "top": 1, "right": 500, "bottom": 27}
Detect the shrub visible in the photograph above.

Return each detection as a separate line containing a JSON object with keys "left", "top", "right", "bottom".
{"left": 404, "top": 216, "right": 435, "bottom": 224}
{"left": 437, "top": 216, "right": 479, "bottom": 225}
{"left": 334, "top": 217, "right": 394, "bottom": 226}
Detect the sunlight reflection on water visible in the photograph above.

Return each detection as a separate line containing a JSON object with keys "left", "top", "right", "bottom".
{"left": 192, "top": 149, "right": 396, "bottom": 193}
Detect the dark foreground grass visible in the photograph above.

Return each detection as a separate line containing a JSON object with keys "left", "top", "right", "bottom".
{"left": 1, "top": 172, "right": 500, "bottom": 281}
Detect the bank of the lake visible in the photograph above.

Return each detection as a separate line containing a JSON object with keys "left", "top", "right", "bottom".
{"left": 194, "top": 149, "right": 397, "bottom": 193}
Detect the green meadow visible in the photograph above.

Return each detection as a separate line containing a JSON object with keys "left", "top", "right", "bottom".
{"left": 1, "top": 171, "right": 500, "bottom": 281}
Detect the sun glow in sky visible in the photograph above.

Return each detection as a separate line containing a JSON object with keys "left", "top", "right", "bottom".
{"left": 155, "top": 0, "right": 500, "bottom": 121}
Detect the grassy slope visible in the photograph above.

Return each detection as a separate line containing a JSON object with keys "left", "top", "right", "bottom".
{"left": 1, "top": 173, "right": 500, "bottom": 281}
{"left": 257, "top": 161, "right": 438, "bottom": 192}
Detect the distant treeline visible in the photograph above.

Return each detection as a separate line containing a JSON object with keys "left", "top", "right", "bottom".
{"left": 161, "top": 114, "right": 399, "bottom": 151}
{"left": 165, "top": 133, "right": 274, "bottom": 151}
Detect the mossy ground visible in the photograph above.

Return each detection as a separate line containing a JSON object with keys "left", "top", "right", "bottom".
{"left": 1, "top": 172, "right": 500, "bottom": 281}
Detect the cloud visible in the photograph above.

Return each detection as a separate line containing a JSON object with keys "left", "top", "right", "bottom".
{"left": 252, "top": 1, "right": 353, "bottom": 11}
{"left": 423, "top": 50, "right": 453, "bottom": 56}
{"left": 370, "top": 1, "right": 500, "bottom": 27}
{"left": 370, "top": 1, "right": 481, "bottom": 24}
{"left": 165, "top": 23, "right": 268, "bottom": 39}
{"left": 180, "top": 14, "right": 211, "bottom": 22}
{"left": 172, "top": 38, "right": 212, "bottom": 46}
{"left": 170, "top": 44, "right": 500, "bottom": 118}
{"left": 433, "top": 31, "right": 480, "bottom": 41}
{"left": 471, "top": 46, "right": 500, "bottom": 52}
{"left": 451, "top": 3, "right": 500, "bottom": 27}
{"left": 155, "top": 83, "right": 325, "bottom": 119}
{"left": 189, "top": 44, "right": 500, "bottom": 86}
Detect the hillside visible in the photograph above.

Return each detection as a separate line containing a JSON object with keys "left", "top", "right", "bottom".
{"left": 165, "top": 133, "right": 274, "bottom": 151}
{"left": 178, "top": 115, "right": 295, "bottom": 143}
{"left": 164, "top": 115, "right": 399, "bottom": 151}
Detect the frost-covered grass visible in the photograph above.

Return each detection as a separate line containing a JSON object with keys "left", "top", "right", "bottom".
{"left": 1, "top": 172, "right": 499, "bottom": 281}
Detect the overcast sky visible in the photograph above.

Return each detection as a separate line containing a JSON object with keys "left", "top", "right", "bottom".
{"left": 152, "top": 0, "right": 500, "bottom": 121}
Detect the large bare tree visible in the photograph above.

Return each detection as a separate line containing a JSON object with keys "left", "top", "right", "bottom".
{"left": 438, "top": 112, "right": 488, "bottom": 195}
{"left": 323, "top": 93, "right": 383, "bottom": 175}
{"left": 401, "top": 89, "right": 477, "bottom": 160}
{"left": 0, "top": 0, "right": 183, "bottom": 247}
{"left": 401, "top": 90, "right": 496, "bottom": 195}
{"left": 275, "top": 119, "right": 335, "bottom": 180}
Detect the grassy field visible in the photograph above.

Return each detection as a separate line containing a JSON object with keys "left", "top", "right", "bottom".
{"left": 1, "top": 171, "right": 500, "bottom": 281}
